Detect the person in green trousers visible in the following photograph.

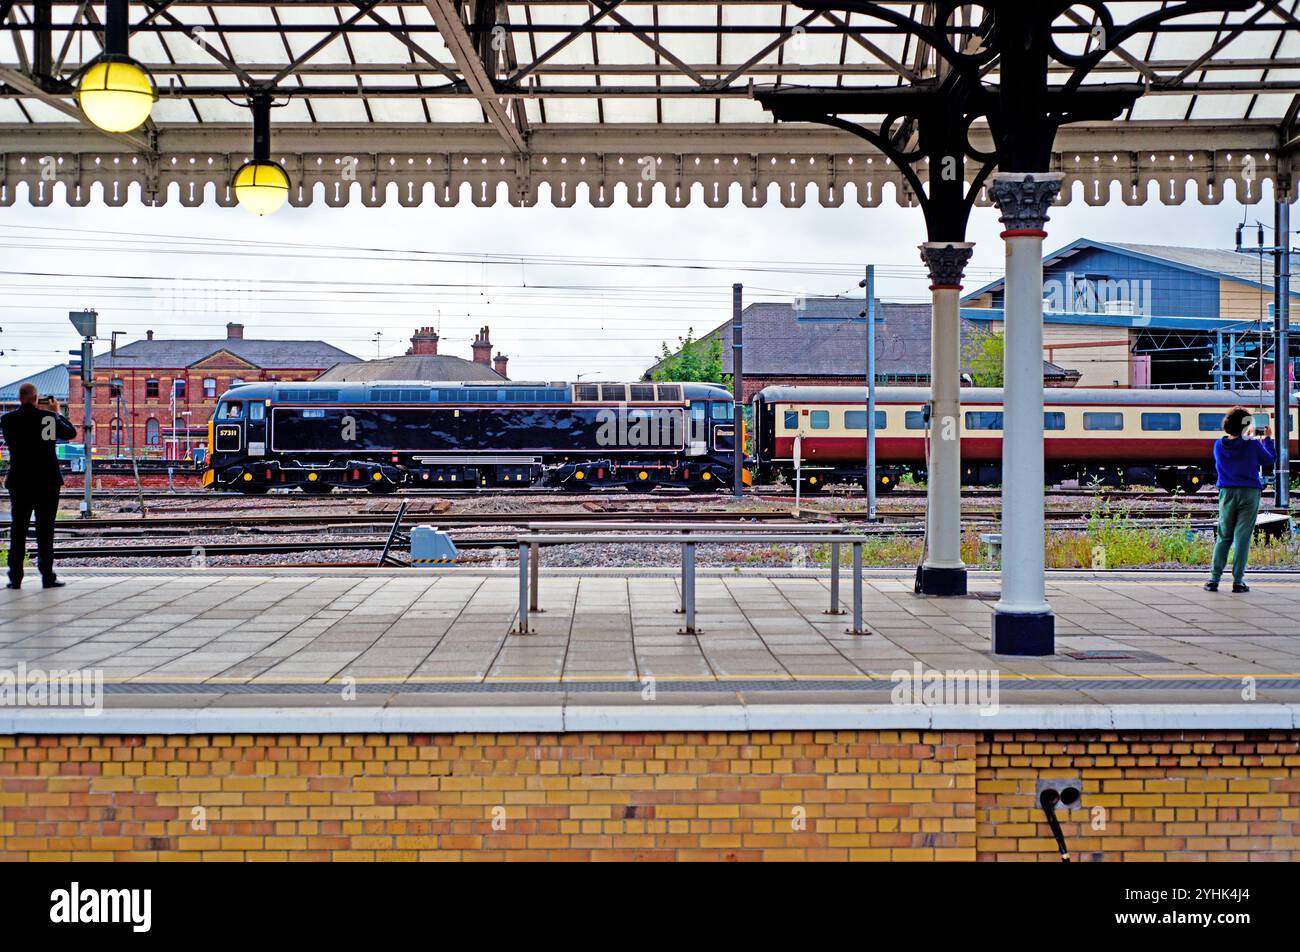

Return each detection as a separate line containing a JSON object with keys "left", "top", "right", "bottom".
{"left": 1205, "top": 406, "right": 1276, "bottom": 594}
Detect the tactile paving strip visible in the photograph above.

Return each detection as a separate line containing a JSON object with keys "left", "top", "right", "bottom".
{"left": 99, "top": 677, "right": 1300, "bottom": 695}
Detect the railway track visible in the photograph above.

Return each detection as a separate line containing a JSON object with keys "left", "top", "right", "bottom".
{"left": 59, "top": 485, "right": 1213, "bottom": 501}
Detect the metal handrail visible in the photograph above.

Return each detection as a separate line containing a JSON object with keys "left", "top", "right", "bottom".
{"left": 512, "top": 530, "right": 870, "bottom": 637}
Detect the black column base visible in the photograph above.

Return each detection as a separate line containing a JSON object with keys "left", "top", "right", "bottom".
{"left": 992, "top": 611, "right": 1055, "bottom": 656}
{"left": 915, "top": 564, "right": 968, "bottom": 597}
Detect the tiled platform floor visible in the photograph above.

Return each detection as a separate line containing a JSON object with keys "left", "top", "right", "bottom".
{"left": 1, "top": 568, "right": 1299, "bottom": 710}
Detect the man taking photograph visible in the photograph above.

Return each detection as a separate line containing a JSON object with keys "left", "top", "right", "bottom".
{"left": 1, "top": 383, "right": 77, "bottom": 589}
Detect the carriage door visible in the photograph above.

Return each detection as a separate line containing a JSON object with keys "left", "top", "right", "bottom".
{"left": 711, "top": 401, "right": 735, "bottom": 451}
{"left": 213, "top": 401, "right": 244, "bottom": 453}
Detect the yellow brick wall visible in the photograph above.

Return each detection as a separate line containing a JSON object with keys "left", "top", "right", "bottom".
{"left": 0, "top": 731, "right": 977, "bottom": 862}
{"left": 977, "top": 731, "right": 1300, "bottom": 862}
{"left": 2, "top": 730, "right": 1295, "bottom": 861}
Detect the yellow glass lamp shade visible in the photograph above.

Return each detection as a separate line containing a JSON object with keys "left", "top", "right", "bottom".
{"left": 233, "top": 161, "right": 291, "bottom": 216}
{"left": 77, "top": 57, "right": 156, "bottom": 133}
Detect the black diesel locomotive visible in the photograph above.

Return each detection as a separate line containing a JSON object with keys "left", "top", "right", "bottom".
{"left": 203, "top": 379, "right": 738, "bottom": 493}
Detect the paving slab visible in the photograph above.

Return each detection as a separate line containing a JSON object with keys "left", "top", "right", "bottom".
{"left": 0, "top": 567, "right": 1297, "bottom": 730}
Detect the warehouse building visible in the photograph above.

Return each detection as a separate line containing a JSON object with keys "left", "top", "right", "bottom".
{"left": 962, "top": 239, "right": 1300, "bottom": 389}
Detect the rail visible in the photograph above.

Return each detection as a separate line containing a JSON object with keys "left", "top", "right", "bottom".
{"left": 512, "top": 530, "right": 871, "bottom": 637}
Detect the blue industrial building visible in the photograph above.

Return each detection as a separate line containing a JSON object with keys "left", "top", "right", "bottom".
{"left": 962, "top": 239, "right": 1300, "bottom": 389}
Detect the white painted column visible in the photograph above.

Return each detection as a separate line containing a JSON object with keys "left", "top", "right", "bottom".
{"left": 988, "top": 172, "right": 1062, "bottom": 656}
{"left": 917, "top": 242, "right": 973, "bottom": 597}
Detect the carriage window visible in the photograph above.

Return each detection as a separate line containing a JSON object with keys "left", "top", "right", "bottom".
{"left": 783, "top": 410, "right": 799, "bottom": 429}
{"left": 713, "top": 402, "right": 733, "bottom": 421}
{"left": 809, "top": 410, "right": 830, "bottom": 430}
{"left": 655, "top": 384, "right": 682, "bottom": 402}
{"left": 574, "top": 384, "right": 599, "bottom": 402}
{"left": 844, "top": 410, "right": 887, "bottom": 429}
{"left": 630, "top": 384, "right": 656, "bottom": 402}
{"left": 965, "top": 411, "right": 1003, "bottom": 430}
{"left": 1084, "top": 412, "right": 1124, "bottom": 431}
{"left": 1044, "top": 412, "right": 1065, "bottom": 431}
{"left": 249, "top": 402, "right": 265, "bottom": 422}
{"left": 1141, "top": 412, "right": 1182, "bottom": 432}
{"left": 1198, "top": 412, "right": 1224, "bottom": 431}
{"left": 905, "top": 410, "right": 927, "bottom": 430}
{"left": 601, "top": 384, "right": 627, "bottom": 402}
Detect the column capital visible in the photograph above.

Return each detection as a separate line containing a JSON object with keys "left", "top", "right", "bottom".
{"left": 988, "top": 171, "right": 1064, "bottom": 235}
{"left": 918, "top": 241, "right": 975, "bottom": 289}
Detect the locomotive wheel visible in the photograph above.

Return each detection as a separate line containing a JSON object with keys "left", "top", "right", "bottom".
{"left": 801, "top": 476, "right": 825, "bottom": 493}
{"left": 562, "top": 480, "right": 592, "bottom": 493}
{"left": 238, "top": 484, "right": 270, "bottom": 495}
{"left": 300, "top": 482, "right": 334, "bottom": 495}
{"left": 366, "top": 482, "right": 398, "bottom": 495}
{"left": 630, "top": 483, "right": 658, "bottom": 493}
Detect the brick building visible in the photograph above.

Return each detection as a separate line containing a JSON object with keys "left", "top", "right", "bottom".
{"left": 646, "top": 299, "right": 1076, "bottom": 401}
{"left": 67, "top": 323, "right": 357, "bottom": 459}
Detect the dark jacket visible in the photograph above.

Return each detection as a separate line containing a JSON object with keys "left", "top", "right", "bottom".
{"left": 1, "top": 403, "right": 77, "bottom": 492}
{"left": 1214, "top": 435, "right": 1276, "bottom": 489}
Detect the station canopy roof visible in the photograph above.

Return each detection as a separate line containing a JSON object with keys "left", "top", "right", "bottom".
{"left": 1, "top": 1, "right": 1297, "bottom": 209}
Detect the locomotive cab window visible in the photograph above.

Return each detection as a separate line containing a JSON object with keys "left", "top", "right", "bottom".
{"left": 712, "top": 402, "right": 733, "bottom": 421}
{"left": 809, "top": 410, "right": 830, "bottom": 430}
{"left": 249, "top": 402, "right": 265, "bottom": 422}
{"left": 845, "top": 410, "right": 887, "bottom": 429}
{"left": 222, "top": 401, "right": 244, "bottom": 419}
{"left": 1141, "top": 412, "right": 1182, "bottom": 432}
{"left": 1083, "top": 412, "right": 1124, "bottom": 431}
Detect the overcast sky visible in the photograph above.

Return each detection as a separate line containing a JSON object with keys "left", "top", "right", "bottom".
{"left": 0, "top": 178, "right": 1282, "bottom": 386}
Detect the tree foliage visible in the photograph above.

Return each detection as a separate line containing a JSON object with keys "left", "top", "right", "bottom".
{"left": 651, "top": 329, "right": 727, "bottom": 385}
{"left": 964, "top": 327, "right": 1005, "bottom": 388}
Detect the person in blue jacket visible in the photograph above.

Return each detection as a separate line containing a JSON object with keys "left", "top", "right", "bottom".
{"left": 1204, "top": 406, "right": 1276, "bottom": 593}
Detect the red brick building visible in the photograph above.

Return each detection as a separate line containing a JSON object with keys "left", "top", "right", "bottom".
{"left": 67, "top": 323, "right": 357, "bottom": 459}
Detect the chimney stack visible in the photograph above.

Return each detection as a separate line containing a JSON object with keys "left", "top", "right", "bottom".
{"left": 493, "top": 353, "right": 509, "bottom": 379}
{"left": 471, "top": 326, "right": 492, "bottom": 366}
{"left": 146, "top": 329, "right": 154, "bottom": 341}
{"left": 409, "top": 326, "right": 439, "bottom": 355}
{"left": 226, "top": 322, "right": 244, "bottom": 340}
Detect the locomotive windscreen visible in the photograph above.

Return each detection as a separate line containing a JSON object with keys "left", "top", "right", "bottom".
{"left": 270, "top": 406, "right": 687, "bottom": 453}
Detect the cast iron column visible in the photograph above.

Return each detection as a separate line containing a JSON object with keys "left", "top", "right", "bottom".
{"left": 917, "top": 241, "right": 974, "bottom": 596}
{"left": 1275, "top": 191, "right": 1292, "bottom": 511}
{"left": 988, "top": 171, "right": 1063, "bottom": 656}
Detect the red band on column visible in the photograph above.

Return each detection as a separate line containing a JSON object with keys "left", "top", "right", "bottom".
{"left": 929, "top": 284, "right": 963, "bottom": 292}
{"left": 1000, "top": 229, "right": 1048, "bottom": 239}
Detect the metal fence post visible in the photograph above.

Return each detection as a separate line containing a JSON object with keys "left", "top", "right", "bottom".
{"left": 678, "top": 542, "right": 697, "bottom": 634}
{"left": 825, "top": 541, "right": 844, "bottom": 615}
{"left": 515, "top": 541, "right": 531, "bottom": 634}
{"left": 850, "top": 541, "right": 866, "bottom": 635}
{"left": 676, "top": 529, "right": 691, "bottom": 615}
{"left": 529, "top": 541, "right": 542, "bottom": 613}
